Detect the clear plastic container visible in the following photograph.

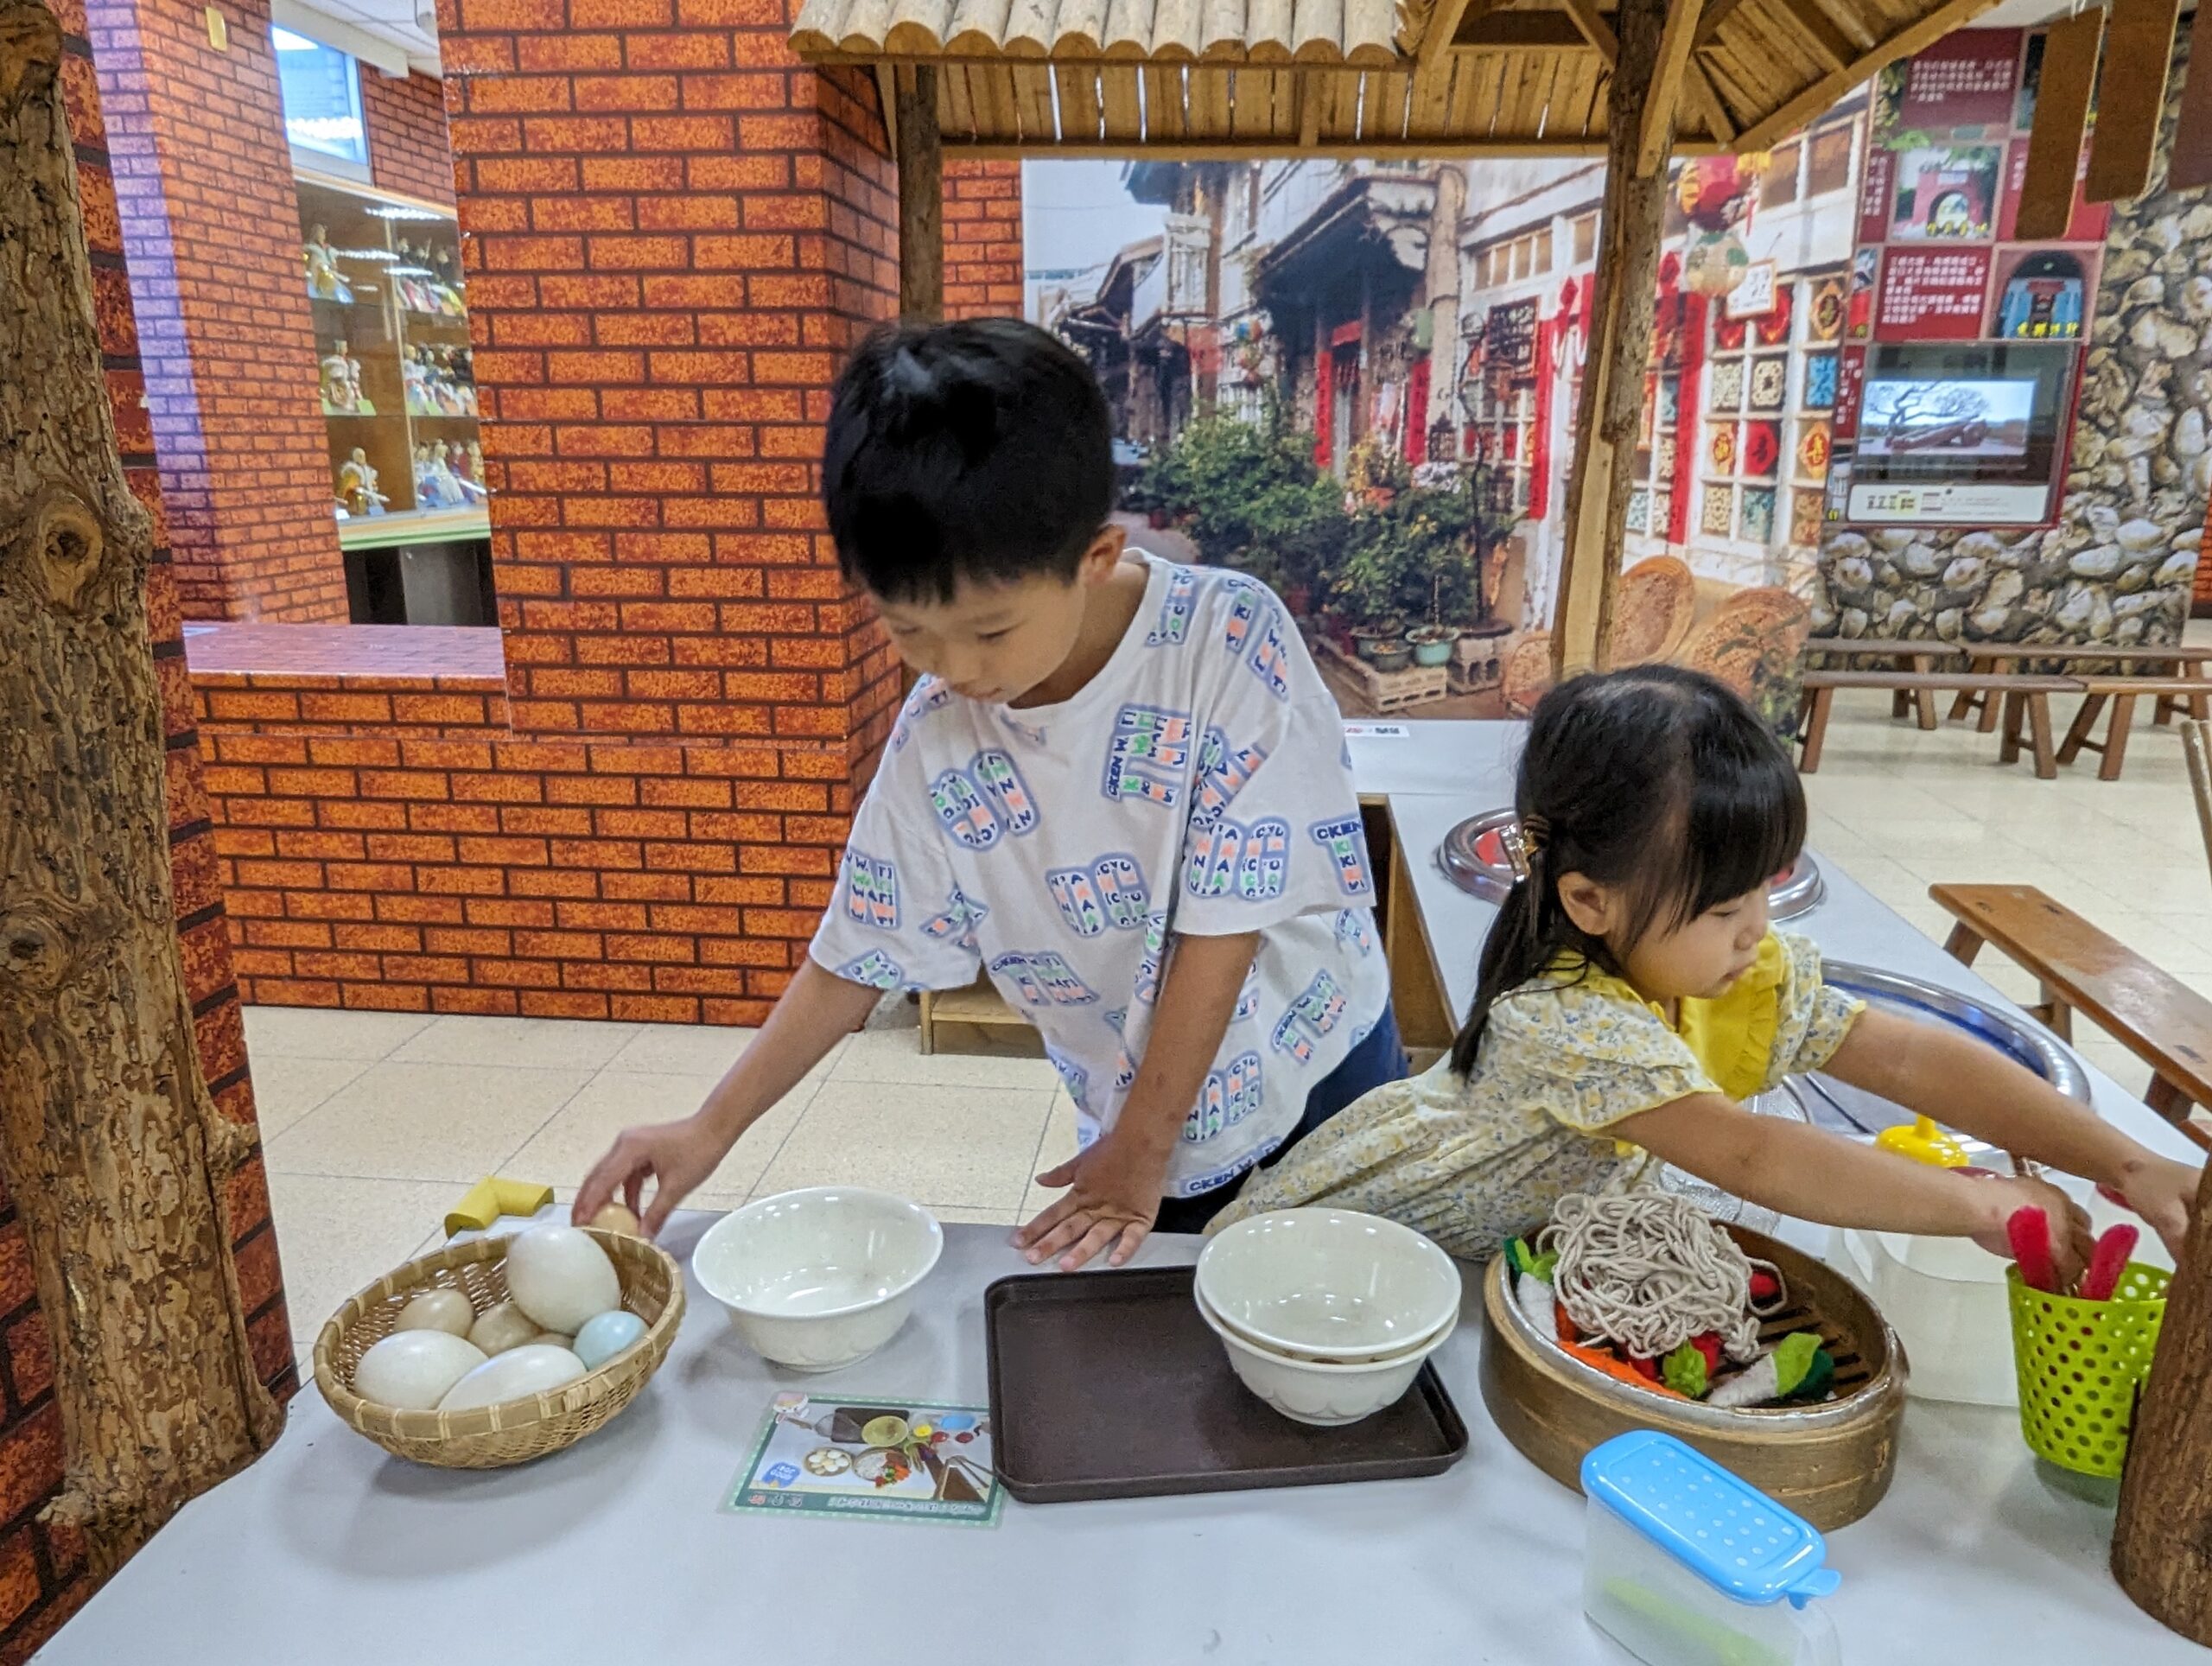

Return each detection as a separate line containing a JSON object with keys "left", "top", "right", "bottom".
{"left": 1582, "top": 1432, "right": 1841, "bottom": 1666}
{"left": 1837, "top": 1226, "right": 2017, "bottom": 1406}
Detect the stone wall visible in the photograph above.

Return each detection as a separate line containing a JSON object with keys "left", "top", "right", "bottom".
{"left": 1814, "top": 27, "right": 2207, "bottom": 647}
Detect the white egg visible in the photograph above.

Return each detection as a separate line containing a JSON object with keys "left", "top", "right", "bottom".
{"left": 392, "top": 1288, "right": 475, "bottom": 1338}
{"left": 436, "top": 1344, "right": 588, "bottom": 1412}
{"left": 503, "top": 1225, "right": 621, "bottom": 1334}
{"left": 467, "top": 1300, "right": 539, "bottom": 1357}
{"left": 353, "top": 1331, "right": 486, "bottom": 1410}
{"left": 573, "top": 1309, "right": 647, "bottom": 1370}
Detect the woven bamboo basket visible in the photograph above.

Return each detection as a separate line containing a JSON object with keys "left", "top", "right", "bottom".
{"left": 314, "top": 1227, "right": 683, "bottom": 1469}
{"left": 1609, "top": 556, "right": 1698, "bottom": 666}
{"left": 1479, "top": 1224, "right": 1905, "bottom": 1529}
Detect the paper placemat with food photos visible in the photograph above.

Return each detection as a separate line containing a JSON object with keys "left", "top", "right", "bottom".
{"left": 724, "top": 1395, "right": 1003, "bottom": 1527}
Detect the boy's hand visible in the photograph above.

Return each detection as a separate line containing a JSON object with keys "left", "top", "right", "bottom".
{"left": 1014, "top": 1135, "right": 1168, "bottom": 1271}
{"left": 574, "top": 1114, "right": 731, "bottom": 1237}
{"left": 2107, "top": 1152, "right": 2203, "bottom": 1262}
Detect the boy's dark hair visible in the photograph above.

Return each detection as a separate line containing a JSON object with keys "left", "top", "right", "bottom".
{"left": 823, "top": 319, "right": 1114, "bottom": 605}
{"left": 1449, "top": 664, "right": 1806, "bottom": 1076}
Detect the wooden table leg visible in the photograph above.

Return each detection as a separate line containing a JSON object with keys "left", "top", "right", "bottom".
{"left": 1999, "top": 691, "right": 2024, "bottom": 766}
{"left": 1948, "top": 689, "right": 1980, "bottom": 724}
{"left": 2099, "top": 691, "right": 2140, "bottom": 781}
{"left": 2028, "top": 691, "right": 2058, "bottom": 779}
{"left": 1799, "top": 685, "right": 1834, "bottom": 773}
{"left": 2057, "top": 691, "right": 2107, "bottom": 766}
{"left": 1910, "top": 654, "right": 1939, "bottom": 729}
{"left": 1977, "top": 657, "right": 2011, "bottom": 733}
{"left": 2033, "top": 989, "right": 2074, "bottom": 1041}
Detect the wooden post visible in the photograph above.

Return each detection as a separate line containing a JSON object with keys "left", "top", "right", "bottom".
{"left": 1552, "top": 0, "right": 1689, "bottom": 680}
{"left": 895, "top": 64, "right": 944, "bottom": 322}
{"left": 0, "top": 0, "right": 282, "bottom": 1574}
{"left": 2113, "top": 1160, "right": 2212, "bottom": 1641}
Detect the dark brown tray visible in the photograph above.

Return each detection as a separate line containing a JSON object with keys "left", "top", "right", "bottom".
{"left": 985, "top": 1265, "right": 1468, "bottom": 1504}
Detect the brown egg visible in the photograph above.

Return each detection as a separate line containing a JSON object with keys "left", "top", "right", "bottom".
{"left": 590, "top": 1203, "right": 642, "bottom": 1237}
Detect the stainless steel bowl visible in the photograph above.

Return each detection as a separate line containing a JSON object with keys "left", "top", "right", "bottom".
{"left": 1436, "top": 807, "right": 1826, "bottom": 920}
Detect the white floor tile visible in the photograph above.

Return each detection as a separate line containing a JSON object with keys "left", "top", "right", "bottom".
{"left": 265, "top": 1060, "right": 592, "bottom": 1184}
{"left": 247, "top": 1055, "right": 370, "bottom": 1141}
{"left": 243, "top": 1005, "right": 435, "bottom": 1061}
{"left": 602, "top": 1022, "right": 756, "bottom": 1076}
{"left": 265, "top": 1171, "right": 459, "bottom": 1352}
{"left": 391, "top": 1014, "right": 641, "bottom": 1071}
{"left": 753, "top": 1080, "right": 1054, "bottom": 1213}
{"left": 505, "top": 1070, "right": 810, "bottom": 1198}
{"left": 1016, "top": 1089, "right": 1082, "bottom": 1225}
{"left": 830, "top": 1024, "right": 1062, "bottom": 1091}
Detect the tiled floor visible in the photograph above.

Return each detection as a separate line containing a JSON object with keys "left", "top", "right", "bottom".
{"left": 253, "top": 687, "right": 2210, "bottom": 1378}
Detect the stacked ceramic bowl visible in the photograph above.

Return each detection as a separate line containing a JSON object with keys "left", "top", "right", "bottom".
{"left": 1194, "top": 1207, "right": 1463, "bottom": 1426}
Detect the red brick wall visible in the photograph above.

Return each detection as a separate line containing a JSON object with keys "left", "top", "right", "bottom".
{"left": 363, "top": 67, "right": 456, "bottom": 205}
{"left": 88, "top": 0, "right": 349, "bottom": 623}
{"left": 188, "top": 626, "right": 857, "bottom": 1022}
{"left": 12, "top": 18, "right": 290, "bottom": 1661}
{"left": 437, "top": 0, "right": 900, "bottom": 754}
{"left": 943, "top": 158, "right": 1020, "bottom": 320}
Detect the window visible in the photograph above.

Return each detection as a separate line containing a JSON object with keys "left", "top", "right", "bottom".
{"left": 1759, "top": 140, "right": 1801, "bottom": 211}
{"left": 1807, "top": 125, "right": 1854, "bottom": 197}
{"left": 1535, "top": 226, "right": 1554, "bottom": 274}
{"left": 1572, "top": 212, "right": 1598, "bottom": 264}
{"left": 1510, "top": 239, "right": 1528, "bottom": 281}
{"left": 273, "top": 27, "right": 369, "bottom": 177}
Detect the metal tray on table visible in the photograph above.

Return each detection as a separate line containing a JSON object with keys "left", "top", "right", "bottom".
{"left": 1437, "top": 806, "right": 1826, "bottom": 919}
{"left": 984, "top": 1266, "right": 1468, "bottom": 1504}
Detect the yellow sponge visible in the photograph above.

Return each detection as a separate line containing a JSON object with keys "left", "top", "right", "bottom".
{"left": 444, "top": 1177, "right": 556, "bottom": 1237}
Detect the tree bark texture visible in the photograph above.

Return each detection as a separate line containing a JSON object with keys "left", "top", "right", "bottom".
{"left": 0, "top": 0, "right": 281, "bottom": 1577}
{"left": 2113, "top": 1160, "right": 2212, "bottom": 1642}
{"left": 1552, "top": 0, "right": 1674, "bottom": 681}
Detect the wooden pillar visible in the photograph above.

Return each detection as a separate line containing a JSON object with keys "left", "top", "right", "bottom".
{"left": 1551, "top": 0, "right": 1700, "bottom": 681}
{"left": 896, "top": 64, "right": 944, "bottom": 322}
{"left": 2113, "top": 1161, "right": 2212, "bottom": 1641}
{"left": 0, "top": 0, "right": 281, "bottom": 1574}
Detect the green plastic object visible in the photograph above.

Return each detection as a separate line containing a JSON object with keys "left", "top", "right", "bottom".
{"left": 1603, "top": 1580, "right": 1796, "bottom": 1666}
{"left": 2007, "top": 1262, "right": 2169, "bottom": 1478}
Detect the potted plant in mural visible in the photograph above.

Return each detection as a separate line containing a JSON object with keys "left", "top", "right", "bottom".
{"left": 1122, "top": 402, "right": 1347, "bottom": 611}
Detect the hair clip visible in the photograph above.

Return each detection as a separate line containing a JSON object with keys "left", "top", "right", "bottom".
{"left": 1520, "top": 813, "right": 1552, "bottom": 857}
{"left": 1499, "top": 823, "right": 1532, "bottom": 883}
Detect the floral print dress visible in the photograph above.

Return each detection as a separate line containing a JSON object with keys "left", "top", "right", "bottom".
{"left": 1210, "top": 931, "right": 1865, "bottom": 1260}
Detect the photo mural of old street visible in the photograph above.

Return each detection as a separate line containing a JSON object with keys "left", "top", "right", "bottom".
{"left": 1028, "top": 26, "right": 2209, "bottom": 726}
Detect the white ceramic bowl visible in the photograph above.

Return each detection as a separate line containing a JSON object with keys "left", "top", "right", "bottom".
{"left": 691, "top": 1188, "right": 943, "bottom": 1372}
{"left": 1193, "top": 1279, "right": 1433, "bottom": 1367}
{"left": 1195, "top": 1284, "right": 1456, "bottom": 1427}
{"left": 1196, "top": 1207, "right": 1462, "bottom": 1361}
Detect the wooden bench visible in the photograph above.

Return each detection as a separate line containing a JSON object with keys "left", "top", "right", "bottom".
{"left": 2056, "top": 675, "right": 2212, "bottom": 780}
{"left": 1930, "top": 883, "right": 2212, "bottom": 1147}
{"left": 1798, "top": 670, "right": 2080, "bottom": 776}
{"left": 1803, "top": 638, "right": 1968, "bottom": 731}
{"left": 1956, "top": 644, "right": 2212, "bottom": 743}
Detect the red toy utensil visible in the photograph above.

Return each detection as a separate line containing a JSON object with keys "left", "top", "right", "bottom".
{"left": 2009, "top": 1206, "right": 2060, "bottom": 1294}
{"left": 2080, "top": 1224, "right": 2139, "bottom": 1302}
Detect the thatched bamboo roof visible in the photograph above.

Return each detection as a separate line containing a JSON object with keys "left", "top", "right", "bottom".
{"left": 791, "top": 0, "right": 1999, "bottom": 156}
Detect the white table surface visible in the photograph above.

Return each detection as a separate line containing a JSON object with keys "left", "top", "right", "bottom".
{"left": 36, "top": 1219, "right": 2210, "bottom": 1663}
{"left": 36, "top": 718, "right": 2210, "bottom": 1662}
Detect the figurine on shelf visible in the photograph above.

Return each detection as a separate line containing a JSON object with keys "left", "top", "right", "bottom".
{"left": 336, "top": 447, "right": 388, "bottom": 516}
{"left": 320, "top": 339, "right": 371, "bottom": 415}
{"left": 465, "top": 440, "right": 485, "bottom": 482}
{"left": 412, "top": 442, "right": 457, "bottom": 508}
{"left": 447, "top": 441, "right": 487, "bottom": 502}
{"left": 429, "top": 242, "right": 467, "bottom": 313}
{"left": 303, "top": 224, "right": 350, "bottom": 302}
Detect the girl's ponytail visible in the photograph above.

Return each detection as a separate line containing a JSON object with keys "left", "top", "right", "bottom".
{"left": 1450, "top": 854, "right": 1566, "bottom": 1074}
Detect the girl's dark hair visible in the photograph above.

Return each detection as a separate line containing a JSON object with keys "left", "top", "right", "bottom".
{"left": 1448, "top": 664, "right": 1805, "bottom": 1076}
{"left": 823, "top": 319, "right": 1113, "bottom": 606}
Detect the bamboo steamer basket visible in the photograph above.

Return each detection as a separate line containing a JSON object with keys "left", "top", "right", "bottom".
{"left": 315, "top": 1226, "right": 683, "bottom": 1469}
{"left": 1479, "top": 1224, "right": 1905, "bottom": 1529}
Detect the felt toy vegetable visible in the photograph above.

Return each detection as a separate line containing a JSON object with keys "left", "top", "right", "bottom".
{"left": 2008, "top": 1207, "right": 2059, "bottom": 1294}
{"left": 2081, "top": 1224, "right": 2139, "bottom": 1302}
{"left": 1515, "top": 1268, "right": 1560, "bottom": 1337}
{"left": 1707, "top": 1332, "right": 1827, "bottom": 1409}
{"left": 1561, "top": 1336, "right": 1688, "bottom": 1398}
{"left": 1749, "top": 1269, "right": 1782, "bottom": 1306}
{"left": 1662, "top": 1340, "right": 1710, "bottom": 1398}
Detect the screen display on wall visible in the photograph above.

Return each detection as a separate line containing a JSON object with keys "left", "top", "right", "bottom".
{"left": 1845, "top": 340, "right": 2073, "bottom": 523}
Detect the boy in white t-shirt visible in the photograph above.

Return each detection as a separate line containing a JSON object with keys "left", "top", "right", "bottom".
{"left": 576, "top": 320, "right": 1401, "bottom": 1269}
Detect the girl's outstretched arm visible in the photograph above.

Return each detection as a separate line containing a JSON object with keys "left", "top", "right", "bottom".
{"left": 1823, "top": 1006, "right": 2199, "bottom": 1258}
{"left": 1612, "top": 1093, "right": 2094, "bottom": 1285}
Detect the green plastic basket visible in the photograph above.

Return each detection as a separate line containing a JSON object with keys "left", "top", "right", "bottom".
{"left": 2006, "top": 1262, "right": 2168, "bottom": 1478}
